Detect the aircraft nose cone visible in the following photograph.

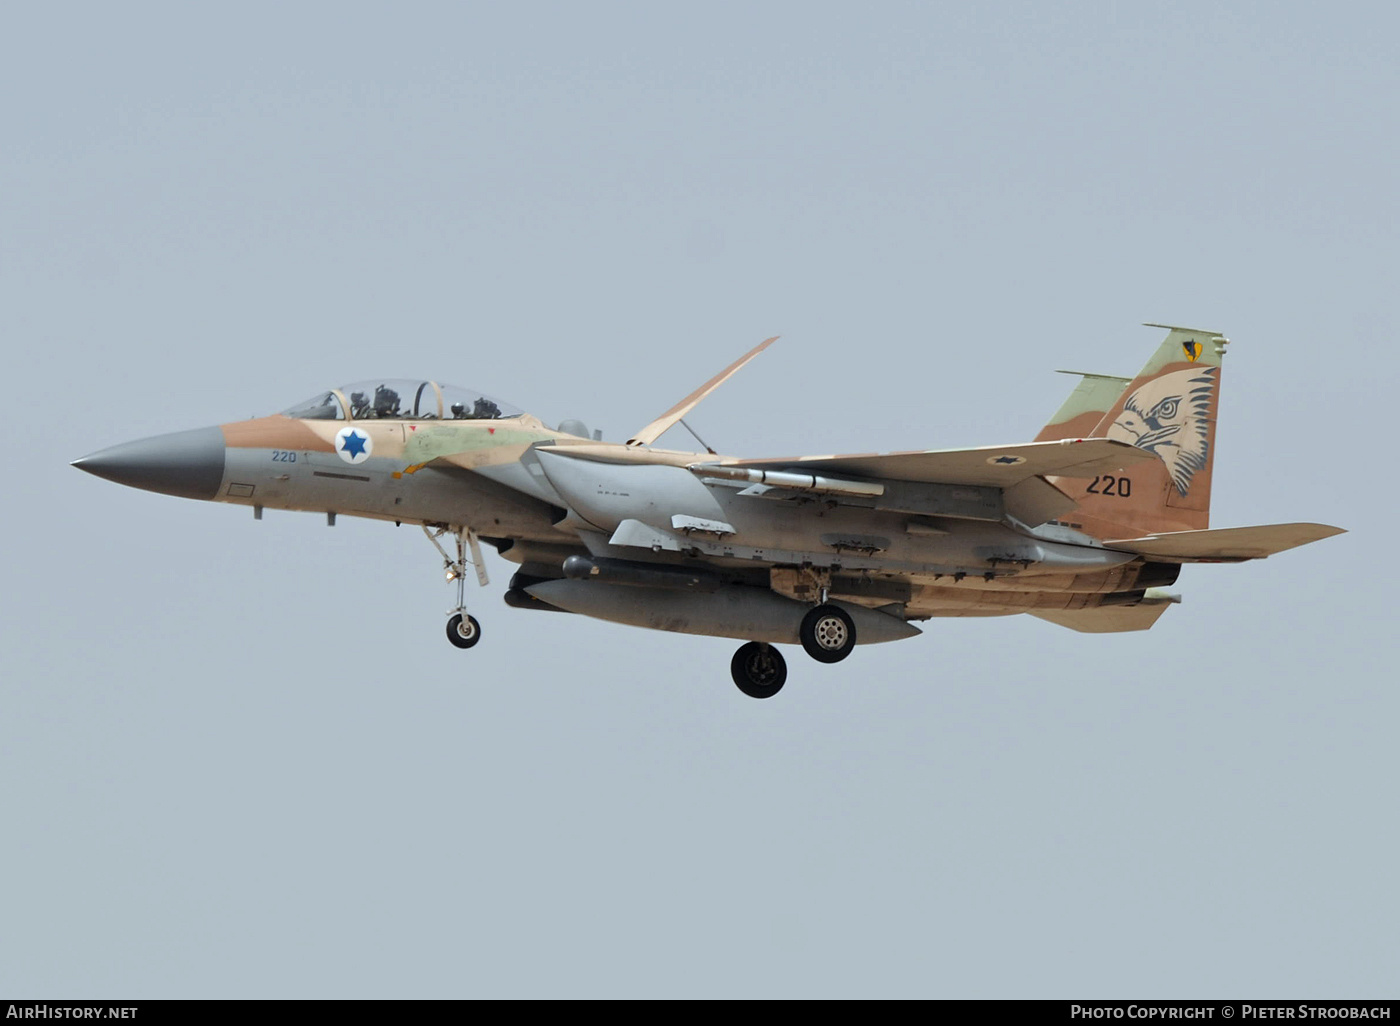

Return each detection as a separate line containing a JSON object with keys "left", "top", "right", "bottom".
{"left": 72, "top": 425, "right": 227, "bottom": 501}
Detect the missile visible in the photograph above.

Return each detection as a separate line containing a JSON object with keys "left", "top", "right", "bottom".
{"left": 688, "top": 463, "right": 885, "bottom": 498}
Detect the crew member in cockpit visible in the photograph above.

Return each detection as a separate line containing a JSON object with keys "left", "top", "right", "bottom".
{"left": 373, "top": 385, "right": 401, "bottom": 418}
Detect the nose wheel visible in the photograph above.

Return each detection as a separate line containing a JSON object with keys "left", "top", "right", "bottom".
{"left": 424, "top": 524, "right": 490, "bottom": 650}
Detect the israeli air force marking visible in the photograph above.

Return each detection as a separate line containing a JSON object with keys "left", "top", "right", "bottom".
{"left": 334, "top": 425, "right": 371, "bottom": 464}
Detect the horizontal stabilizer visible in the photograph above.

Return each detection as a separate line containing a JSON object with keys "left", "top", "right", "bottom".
{"left": 1105, "top": 523, "right": 1345, "bottom": 562}
{"left": 723, "top": 437, "right": 1156, "bottom": 488}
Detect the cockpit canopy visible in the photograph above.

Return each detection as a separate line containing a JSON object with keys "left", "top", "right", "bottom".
{"left": 282, "top": 381, "right": 523, "bottom": 422}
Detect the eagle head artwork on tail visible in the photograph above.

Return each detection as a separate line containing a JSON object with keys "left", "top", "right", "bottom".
{"left": 1105, "top": 365, "right": 1217, "bottom": 496}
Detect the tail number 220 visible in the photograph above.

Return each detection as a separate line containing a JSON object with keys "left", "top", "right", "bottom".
{"left": 1086, "top": 474, "right": 1131, "bottom": 497}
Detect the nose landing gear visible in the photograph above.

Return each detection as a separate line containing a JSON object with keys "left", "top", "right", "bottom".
{"left": 424, "top": 524, "right": 489, "bottom": 650}
{"left": 446, "top": 612, "right": 481, "bottom": 649}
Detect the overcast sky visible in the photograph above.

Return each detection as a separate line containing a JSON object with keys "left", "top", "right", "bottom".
{"left": 2, "top": 1, "right": 1393, "bottom": 998}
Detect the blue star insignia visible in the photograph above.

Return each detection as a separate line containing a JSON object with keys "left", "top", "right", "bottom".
{"left": 992, "top": 455, "right": 1020, "bottom": 465}
{"left": 341, "top": 430, "right": 368, "bottom": 458}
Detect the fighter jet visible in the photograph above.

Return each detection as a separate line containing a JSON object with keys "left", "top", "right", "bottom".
{"left": 73, "top": 324, "right": 1343, "bottom": 698}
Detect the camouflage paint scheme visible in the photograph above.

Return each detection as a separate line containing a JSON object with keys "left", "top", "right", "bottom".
{"left": 74, "top": 325, "right": 1345, "bottom": 692}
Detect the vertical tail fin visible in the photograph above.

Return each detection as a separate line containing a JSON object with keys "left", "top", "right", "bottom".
{"left": 1051, "top": 324, "right": 1229, "bottom": 539}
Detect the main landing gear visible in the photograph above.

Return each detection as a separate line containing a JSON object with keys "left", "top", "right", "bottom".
{"left": 731, "top": 643, "right": 787, "bottom": 699}
{"left": 800, "top": 603, "right": 857, "bottom": 663}
{"left": 728, "top": 603, "right": 859, "bottom": 698}
{"left": 424, "top": 524, "right": 489, "bottom": 650}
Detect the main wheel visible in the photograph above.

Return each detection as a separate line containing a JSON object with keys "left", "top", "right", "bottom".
{"left": 799, "top": 604, "right": 856, "bottom": 663}
{"left": 730, "top": 642, "right": 787, "bottom": 699}
{"left": 446, "top": 613, "right": 481, "bottom": 649}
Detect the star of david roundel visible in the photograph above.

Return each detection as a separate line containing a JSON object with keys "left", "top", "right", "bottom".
{"left": 335, "top": 426, "right": 373, "bottom": 464}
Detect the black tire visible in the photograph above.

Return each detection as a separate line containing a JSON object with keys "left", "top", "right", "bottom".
{"left": 799, "top": 604, "right": 856, "bottom": 663}
{"left": 730, "top": 642, "right": 787, "bottom": 699}
{"left": 446, "top": 613, "right": 481, "bottom": 649}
